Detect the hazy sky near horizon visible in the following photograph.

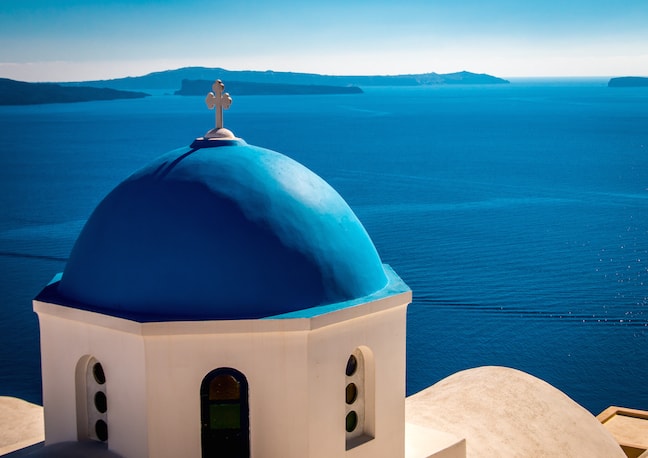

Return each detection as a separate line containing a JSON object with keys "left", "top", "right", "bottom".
{"left": 1, "top": 0, "right": 647, "bottom": 82}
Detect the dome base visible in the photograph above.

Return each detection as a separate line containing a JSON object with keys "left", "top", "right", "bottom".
{"left": 205, "top": 127, "right": 235, "bottom": 139}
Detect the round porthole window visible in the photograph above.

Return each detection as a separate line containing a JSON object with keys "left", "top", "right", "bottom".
{"left": 94, "top": 391, "right": 107, "bottom": 413}
{"left": 345, "top": 411, "right": 358, "bottom": 433}
{"left": 345, "top": 383, "right": 358, "bottom": 404}
{"left": 345, "top": 355, "right": 357, "bottom": 377}
{"left": 93, "top": 363, "right": 106, "bottom": 385}
{"left": 95, "top": 419, "right": 108, "bottom": 442}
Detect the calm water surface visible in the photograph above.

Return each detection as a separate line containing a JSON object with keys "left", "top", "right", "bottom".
{"left": 1, "top": 81, "right": 647, "bottom": 414}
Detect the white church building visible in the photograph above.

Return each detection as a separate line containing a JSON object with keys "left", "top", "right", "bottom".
{"left": 11, "top": 81, "right": 633, "bottom": 457}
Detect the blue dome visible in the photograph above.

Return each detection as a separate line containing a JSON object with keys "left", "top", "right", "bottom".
{"left": 57, "top": 138, "right": 388, "bottom": 321}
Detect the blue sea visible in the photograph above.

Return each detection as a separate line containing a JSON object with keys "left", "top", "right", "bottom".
{"left": 1, "top": 79, "right": 647, "bottom": 415}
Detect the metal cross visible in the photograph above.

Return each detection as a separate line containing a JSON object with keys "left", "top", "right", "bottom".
{"left": 205, "top": 80, "right": 232, "bottom": 130}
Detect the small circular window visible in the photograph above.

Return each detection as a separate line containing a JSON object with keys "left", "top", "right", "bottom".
{"left": 345, "top": 411, "right": 358, "bottom": 433}
{"left": 95, "top": 419, "right": 108, "bottom": 442}
{"left": 94, "top": 391, "right": 107, "bottom": 413}
{"left": 345, "top": 383, "right": 358, "bottom": 404}
{"left": 93, "top": 363, "right": 106, "bottom": 385}
{"left": 345, "top": 355, "right": 357, "bottom": 377}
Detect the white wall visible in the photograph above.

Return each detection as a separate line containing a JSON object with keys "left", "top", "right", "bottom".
{"left": 307, "top": 304, "right": 408, "bottom": 458}
{"left": 36, "top": 307, "right": 150, "bottom": 458}
{"left": 34, "top": 287, "right": 411, "bottom": 458}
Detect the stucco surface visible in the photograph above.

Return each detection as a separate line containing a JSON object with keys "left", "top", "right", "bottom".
{"left": 405, "top": 366, "right": 625, "bottom": 457}
{"left": 0, "top": 397, "right": 44, "bottom": 456}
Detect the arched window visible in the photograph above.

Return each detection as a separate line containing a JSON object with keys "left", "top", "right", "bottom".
{"left": 75, "top": 356, "right": 108, "bottom": 443}
{"left": 345, "top": 347, "right": 375, "bottom": 450}
{"left": 200, "top": 368, "right": 250, "bottom": 458}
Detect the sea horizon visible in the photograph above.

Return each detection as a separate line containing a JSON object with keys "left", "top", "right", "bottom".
{"left": 1, "top": 67, "right": 635, "bottom": 85}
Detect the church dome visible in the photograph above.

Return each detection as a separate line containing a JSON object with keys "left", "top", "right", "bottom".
{"left": 57, "top": 137, "right": 388, "bottom": 321}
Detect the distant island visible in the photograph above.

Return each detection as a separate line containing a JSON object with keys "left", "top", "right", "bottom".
{"left": 608, "top": 77, "right": 648, "bottom": 87}
{"left": 0, "top": 78, "right": 149, "bottom": 105}
{"left": 176, "top": 79, "right": 363, "bottom": 96}
{"left": 1, "top": 67, "right": 510, "bottom": 105}
{"left": 64, "top": 67, "right": 510, "bottom": 93}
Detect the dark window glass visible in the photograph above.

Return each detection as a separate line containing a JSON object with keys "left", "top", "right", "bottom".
{"left": 209, "top": 375, "right": 240, "bottom": 401}
{"left": 201, "top": 368, "right": 250, "bottom": 458}
{"left": 210, "top": 404, "right": 241, "bottom": 430}
{"left": 345, "top": 355, "right": 357, "bottom": 377}
{"left": 94, "top": 391, "right": 107, "bottom": 413}
{"left": 95, "top": 419, "right": 108, "bottom": 441}
{"left": 345, "top": 411, "right": 358, "bottom": 433}
{"left": 93, "top": 363, "right": 106, "bottom": 385}
{"left": 345, "top": 383, "right": 358, "bottom": 404}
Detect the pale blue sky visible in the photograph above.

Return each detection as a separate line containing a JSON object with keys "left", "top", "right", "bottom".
{"left": 1, "top": 0, "right": 647, "bottom": 81}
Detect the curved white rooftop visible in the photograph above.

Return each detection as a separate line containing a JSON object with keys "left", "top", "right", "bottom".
{"left": 406, "top": 366, "right": 625, "bottom": 457}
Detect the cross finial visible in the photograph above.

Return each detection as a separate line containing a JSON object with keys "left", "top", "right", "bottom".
{"left": 205, "top": 80, "right": 232, "bottom": 130}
